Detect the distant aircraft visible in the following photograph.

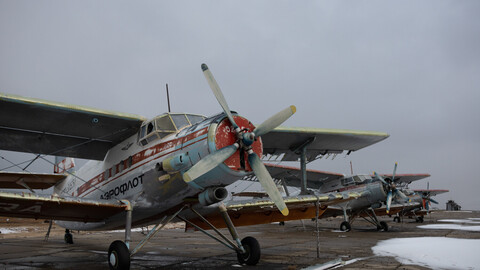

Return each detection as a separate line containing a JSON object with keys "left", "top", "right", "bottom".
{"left": 0, "top": 64, "right": 389, "bottom": 269}
{"left": 391, "top": 185, "right": 449, "bottom": 223}
{"left": 259, "top": 163, "right": 430, "bottom": 231}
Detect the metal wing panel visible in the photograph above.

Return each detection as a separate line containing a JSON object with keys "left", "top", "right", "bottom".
{"left": 261, "top": 127, "right": 389, "bottom": 161}
{"left": 264, "top": 163, "right": 344, "bottom": 189}
{"left": 413, "top": 189, "right": 449, "bottom": 196}
{"left": 185, "top": 192, "right": 360, "bottom": 230}
{"left": 378, "top": 173, "right": 431, "bottom": 184}
{"left": 0, "top": 171, "right": 66, "bottom": 189}
{"left": 0, "top": 191, "right": 125, "bottom": 222}
{"left": 0, "top": 93, "right": 146, "bottom": 160}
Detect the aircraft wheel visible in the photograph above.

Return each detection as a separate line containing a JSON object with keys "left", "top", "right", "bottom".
{"left": 237, "top": 236, "right": 260, "bottom": 265}
{"left": 380, "top": 221, "right": 388, "bottom": 232}
{"left": 393, "top": 216, "right": 401, "bottom": 223}
{"left": 64, "top": 229, "right": 73, "bottom": 244}
{"left": 418, "top": 216, "right": 424, "bottom": 223}
{"left": 340, "top": 221, "right": 351, "bottom": 232}
{"left": 108, "top": 240, "right": 130, "bottom": 270}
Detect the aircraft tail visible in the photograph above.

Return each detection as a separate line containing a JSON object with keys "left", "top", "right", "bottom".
{"left": 54, "top": 156, "right": 76, "bottom": 174}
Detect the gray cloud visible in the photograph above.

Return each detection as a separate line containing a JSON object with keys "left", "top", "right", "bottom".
{"left": 1, "top": 1, "right": 479, "bottom": 209}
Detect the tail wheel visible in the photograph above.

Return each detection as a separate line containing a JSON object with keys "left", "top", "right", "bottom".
{"left": 64, "top": 229, "right": 73, "bottom": 244}
{"left": 340, "top": 221, "right": 351, "bottom": 232}
{"left": 108, "top": 240, "right": 130, "bottom": 270}
{"left": 237, "top": 236, "right": 260, "bottom": 265}
{"left": 380, "top": 221, "right": 389, "bottom": 232}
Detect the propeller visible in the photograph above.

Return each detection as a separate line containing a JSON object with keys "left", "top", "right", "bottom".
{"left": 183, "top": 63, "right": 296, "bottom": 216}
{"left": 374, "top": 162, "right": 410, "bottom": 214}
{"left": 421, "top": 182, "right": 438, "bottom": 211}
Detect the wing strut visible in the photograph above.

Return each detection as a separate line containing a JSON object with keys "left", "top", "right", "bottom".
{"left": 290, "top": 137, "right": 316, "bottom": 195}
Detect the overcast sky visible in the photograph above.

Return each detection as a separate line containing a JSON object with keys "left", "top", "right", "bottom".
{"left": 1, "top": 1, "right": 479, "bottom": 210}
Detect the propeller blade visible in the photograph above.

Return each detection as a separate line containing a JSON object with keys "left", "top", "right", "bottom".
{"left": 183, "top": 143, "right": 239, "bottom": 183}
{"left": 201, "top": 64, "right": 238, "bottom": 129}
{"left": 248, "top": 152, "right": 289, "bottom": 216}
{"left": 429, "top": 198, "right": 439, "bottom": 204}
{"left": 386, "top": 190, "right": 393, "bottom": 214}
{"left": 394, "top": 189, "right": 410, "bottom": 203}
{"left": 392, "top": 162, "right": 397, "bottom": 183}
{"left": 374, "top": 172, "right": 388, "bottom": 185}
{"left": 253, "top": 105, "right": 296, "bottom": 137}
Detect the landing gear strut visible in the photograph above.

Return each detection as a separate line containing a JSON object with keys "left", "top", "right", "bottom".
{"left": 178, "top": 203, "right": 261, "bottom": 265}
{"left": 109, "top": 201, "right": 262, "bottom": 270}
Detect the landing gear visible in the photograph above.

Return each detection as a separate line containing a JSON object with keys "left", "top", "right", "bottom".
{"left": 393, "top": 216, "right": 401, "bottom": 223}
{"left": 108, "top": 240, "right": 130, "bottom": 270}
{"left": 416, "top": 216, "right": 424, "bottom": 223}
{"left": 379, "top": 221, "right": 388, "bottom": 231}
{"left": 340, "top": 221, "right": 351, "bottom": 232}
{"left": 236, "top": 236, "right": 261, "bottom": 265}
{"left": 64, "top": 229, "right": 73, "bottom": 244}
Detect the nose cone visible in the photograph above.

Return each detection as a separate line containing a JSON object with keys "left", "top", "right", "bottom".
{"left": 214, "top": 115, "right": 263, "bottom": 172}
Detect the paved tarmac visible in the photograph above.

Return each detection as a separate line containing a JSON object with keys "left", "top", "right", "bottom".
{"left": 1, "top": 210, "right": 479, "bottom": 269}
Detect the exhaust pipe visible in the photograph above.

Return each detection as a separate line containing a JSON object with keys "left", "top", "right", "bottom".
{"left": 198, "top": 187, "right": 228, "bottom": 206}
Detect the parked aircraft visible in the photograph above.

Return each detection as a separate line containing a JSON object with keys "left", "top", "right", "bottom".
{"left": 258, "top": 163, "right": 430, "bottom": 231}
{"left": 391, "top": 186, "right": 449, "bottom": 223}
{"left": 0, "top": 64, "right": 389, "bottom": 269}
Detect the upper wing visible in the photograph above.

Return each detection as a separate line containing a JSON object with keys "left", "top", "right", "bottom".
{"left": 0, "top": 191, "right": 125, "bottom": 222}
{"left": 0, "top": 171, "right": 66, "bottom": 190}
{"left": 0, "top": 93, "right": 146, "bottom": 160}
{"left": 263, "top": 163, "right": 344, "bottom": 189}
{"left": 414, "top": 189, "right": 449, "bottom": 196}
{"left": 261, "top": 126, "right": 389, "bottom": 161}
{"left": 185, "top": 192, "right": 361, "bottom": 230}
{"left": 377, "top": 173, "right": 431, "bottom": 184}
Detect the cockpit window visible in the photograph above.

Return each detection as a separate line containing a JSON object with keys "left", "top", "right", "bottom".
{"left": 171, "top": 114, "right": 190, "bottom": 130}
{"left": 138, "top": 113, "right": 206, "bottom": 146}
{"left": 187, "top": 115, "right": 205, "bottom": 125}
{"left": 155, "top": 115, "right": 176, "bottom": 131}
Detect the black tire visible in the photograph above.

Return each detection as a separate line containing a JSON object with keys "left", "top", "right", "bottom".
{"left": 418, "top": 216, "right": 424, "bottom": 223}
{"left": 340, "top": 221, "right": 351, "bottom": 232}
{"left": 380, "top": 221, "right": 388, "bottom": 232}
{"left": 237, "top": 236, "right": 260, "bottom": 265}
{"left": 64, "top": 230, "right": 73, "bottom": 244}
{"left": 108, "top": 240, "right": 130, "bottom": 270}
{"left": 393, "top": 216, "right": 400, "bottom": 223}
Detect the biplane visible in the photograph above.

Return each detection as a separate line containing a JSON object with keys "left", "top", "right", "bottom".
{"left": 390, "top": 186, "right": 449, "bottom": 223}
{"left": 0, "top": 64, "right": 389, "bottom": 269}
{"left": 259, "top": 163, "right": 431, "bottom": 231}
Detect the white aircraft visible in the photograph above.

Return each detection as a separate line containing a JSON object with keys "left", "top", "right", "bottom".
{"left": 0, "top": 64, "right": 389, "bottom": 269}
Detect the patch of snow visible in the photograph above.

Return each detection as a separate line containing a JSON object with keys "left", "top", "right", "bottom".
{"left": 418, "top": 223, "right": 480, "bottom": 231}
{"left": 0, "top": 227, "right": 27, "bottom": 234}
{"left": 372, "top": 237, "right": 480, "bottom": 270}
{"left": 438, "top": 219, "right": 480, "bottom": 224}
{"left": 331, "top": 257, "right": 370, "bottom": 269}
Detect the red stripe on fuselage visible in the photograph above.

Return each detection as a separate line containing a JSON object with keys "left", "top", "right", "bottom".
{"left": 77, "top": 127, "right": 209, "bottom": 197}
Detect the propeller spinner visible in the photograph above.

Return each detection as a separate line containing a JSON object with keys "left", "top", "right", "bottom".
{"left": 183, "top": 64, "right": 296, "bottom": 216}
